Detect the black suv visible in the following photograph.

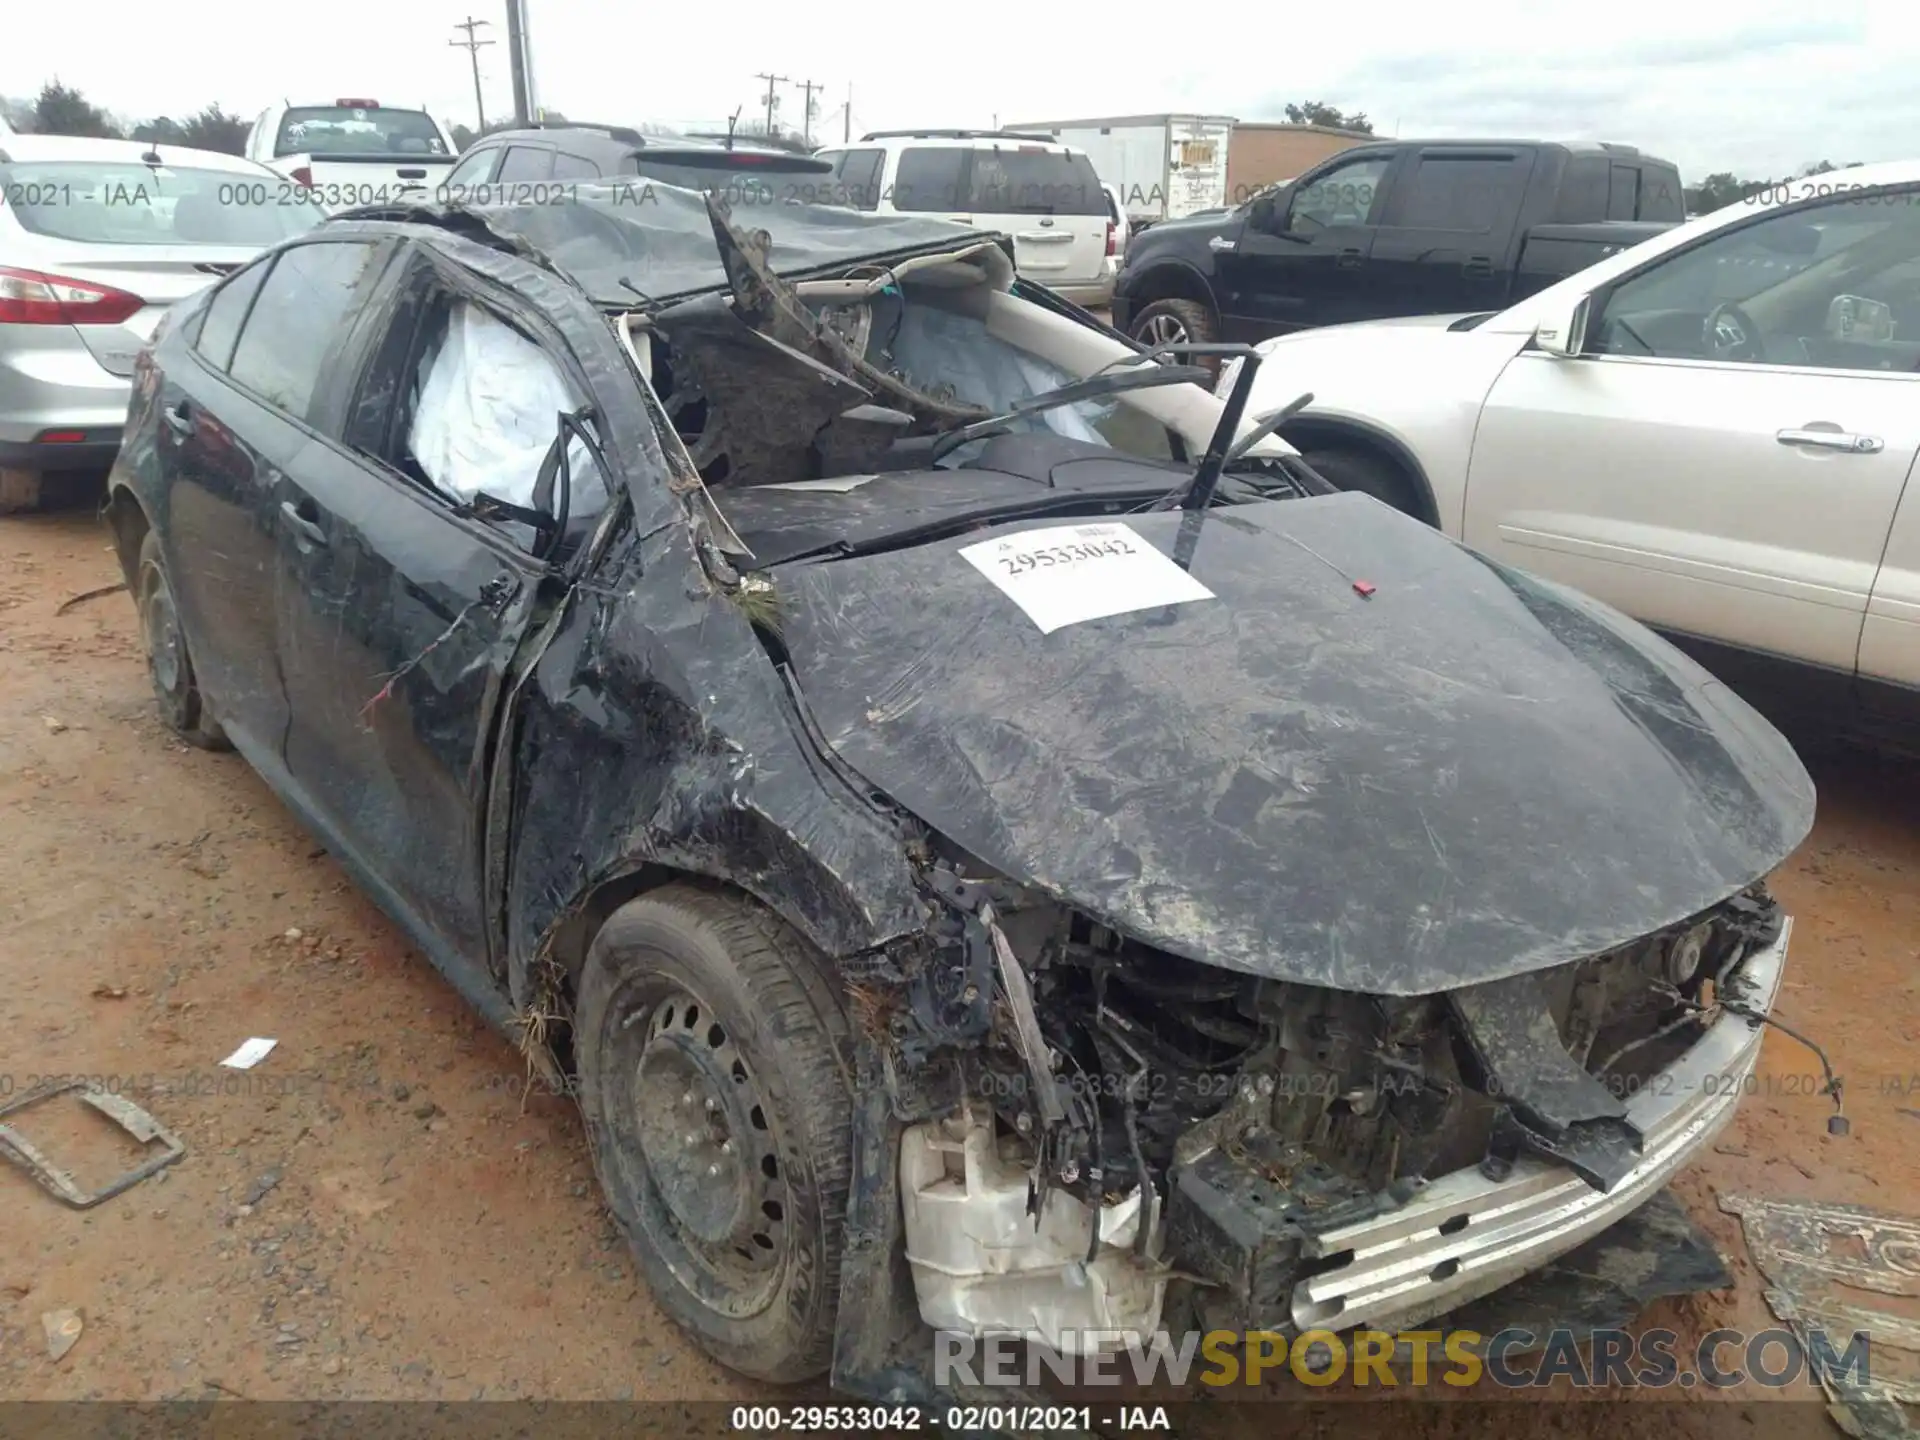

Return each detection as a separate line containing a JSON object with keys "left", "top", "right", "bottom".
{"left": 443, "top": 122, "right": 834, "bottom": 197}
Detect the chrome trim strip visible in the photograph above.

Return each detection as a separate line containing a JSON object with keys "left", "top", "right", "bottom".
{"left": 1289, "top": 918, "right": 1791, "bottom": 1333}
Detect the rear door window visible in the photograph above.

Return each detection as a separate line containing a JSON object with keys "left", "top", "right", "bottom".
{"left": 226, "top": 242, "right": 381, "bottom": 423}
{"left": 495, "top": 146, "right": 554, "bottom": 182}
{"left": 892, "top": 147, "right": 968, "bottom": 212}
{"left": 550, "top": 151, "right": 602, "bottom": 180}
{"left": 966, "top": 149, "right": 1105, "bottom": 215}
{"left": 276, "top": 106, "right": 447, "bottom": 158}
{"left": 0, "top": 161, "right": 323, "bottom": 246}
{"left": 1608, "top": 163, "right": 1639, "bottom": 221}
{"left": 1636, "top": 164, "right": 1685, "bottom": 222}
{"left": 830, "top": 147, "right": 885, "bottom": 210}
{"left": 1387, "top": 153, "right": 1530, "bottom": 233}
{"left": 194, "top": 262, "right": 271, "bottom": 371}
{"left": 444, "top": 146, "right": 499, "bottom": 187}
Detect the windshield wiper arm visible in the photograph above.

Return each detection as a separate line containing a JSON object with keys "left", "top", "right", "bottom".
{"left": 1145, "top": 342, "right": 1269, "bottom": 511}
{"left": 927, "top": 363, "right": 1211, "bottom": 464}
{"left": 1225, "top": 391, "right": 1316, "bottom": 464}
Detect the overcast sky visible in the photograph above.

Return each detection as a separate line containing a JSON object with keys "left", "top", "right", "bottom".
{"left": 5, "top": 0, "right": 1915, "bottom": 179}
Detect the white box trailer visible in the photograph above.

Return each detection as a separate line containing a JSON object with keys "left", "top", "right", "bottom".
{"left": 1003, "top": 113, "right": 1236, "bottom": 227}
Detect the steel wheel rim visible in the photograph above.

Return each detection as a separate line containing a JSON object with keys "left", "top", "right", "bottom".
{"left": 628, "top": 983, "right": 790, "bottom": 1315}
{"left": 142, "top": 564, "right": 183, "bottom": 694}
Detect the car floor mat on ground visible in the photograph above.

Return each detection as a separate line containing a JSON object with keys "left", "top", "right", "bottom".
{"left": 1722, "top": 1193, "right": 1920, "bottom": 1440}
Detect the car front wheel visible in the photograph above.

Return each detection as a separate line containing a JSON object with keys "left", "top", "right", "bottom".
{"left": 576, "top": 883, "right": 853, "bottom": 1383}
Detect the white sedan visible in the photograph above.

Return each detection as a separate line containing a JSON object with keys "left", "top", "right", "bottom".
{"left": 1225, "top": 159, "right": 1920, "bottom": 743}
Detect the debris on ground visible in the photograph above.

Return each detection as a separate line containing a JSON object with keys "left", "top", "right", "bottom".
{"left": 219, "top": 1037, "right": 278, "bottom": 1070}
{"left": 241, "top": 1168, "right": 284, "bottom": 1208}
{"left": 1722, "top": 1193, "right": 1920, "bottom": 1440}
{"left": 90, "top": 982, "right": 128, "bottom": 1000}
{"left": 41, "top": 715, "right": 66, "bottom": 733}
{"left": 55, "top": 581, "right": 128, "bottom": 615}
{"left": 43, "top": 1308, "right": 84, "bottom": 1361}
{"left": 0, "top": 1081, "right": 187, "bottom": 1209}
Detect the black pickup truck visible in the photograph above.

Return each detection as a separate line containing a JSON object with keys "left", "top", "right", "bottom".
{"left": 1110, "top": 139, "right": 1684, "bottom": 346}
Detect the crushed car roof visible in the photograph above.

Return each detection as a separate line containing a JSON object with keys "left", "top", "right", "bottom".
{"left": 339, "top": 182, "right": 992, "bottom": 307}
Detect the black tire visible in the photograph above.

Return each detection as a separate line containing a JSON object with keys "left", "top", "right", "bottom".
{"left": 135, "top": 530, "right": 230, "bottom": 750}
{"left": 576, "top": 883, "right": 854, "bottom": 1383}
{"left": 1128, "top": 297, "right": 1217, "bottom": 352}
{"left": 1300, "top": 444, "right": 1424, "bottom": 519}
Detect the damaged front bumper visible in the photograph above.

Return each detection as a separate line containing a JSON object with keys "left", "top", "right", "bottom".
{"left": 1287, "top": 917, "right": 1790, "bottom": 1335}
{"left": 897, "top": 916, "right": 1791, "bottom": 1354}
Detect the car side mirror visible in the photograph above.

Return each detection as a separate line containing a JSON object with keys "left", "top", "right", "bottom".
{"left": 1533, "top": 294, "right": 1592, "bottom": 357}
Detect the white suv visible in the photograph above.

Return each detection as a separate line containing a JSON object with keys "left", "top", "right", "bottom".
{"left": 814, "top": 130, "right": 1114, "bottom": 306}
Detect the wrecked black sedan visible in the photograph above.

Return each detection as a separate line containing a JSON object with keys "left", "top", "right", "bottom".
{"left": 108, "top": 180, "right": 1817, "bottom": 1410}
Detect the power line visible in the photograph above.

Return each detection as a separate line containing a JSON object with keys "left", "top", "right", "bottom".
{"left": 798, "top": 78, "right": 820, "bottom": 144}
{"left": 449, "top": 16, "right": 495, "bottom": 132}
{"left": 754, "top": 71, "right": 789, "bottom": 137}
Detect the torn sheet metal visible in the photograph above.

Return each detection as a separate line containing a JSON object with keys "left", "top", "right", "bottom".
{"left": 777, "top": 492, "right": 1815, "bottom": 994}
{"left": 957, "top": 521, "right": 1216, "bottom": 634}
{"left": 1722, "top": 1193, "right": 1920, "bottom": 1440}
{"left": 352, "top": 181, "right": 990, "bottom": 308}
{"left": 0, "top": 1079, "right": 186, "bottom": 1209}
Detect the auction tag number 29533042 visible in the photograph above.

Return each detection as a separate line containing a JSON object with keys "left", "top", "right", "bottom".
{"left": 958, "top": 522, "right": 1216, "bottom": 634}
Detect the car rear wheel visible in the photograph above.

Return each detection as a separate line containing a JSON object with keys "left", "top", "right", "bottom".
{"left": 1128, "top": 298, "right": 1217, "bottom": 352}
{"left": 136, "top": 530, "right": 230, "bottom": 750}
{"left": 576, "top": 883, "right": 853, "bottom": 1383}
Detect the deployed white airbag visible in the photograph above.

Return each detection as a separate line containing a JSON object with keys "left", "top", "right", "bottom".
{"left": 410, "top": 300, "right": 599, "bottom": 511}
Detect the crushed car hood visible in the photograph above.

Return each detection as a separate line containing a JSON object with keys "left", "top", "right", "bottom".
{"left": 776, "top": 493, "right": 1815, "bottom": 994}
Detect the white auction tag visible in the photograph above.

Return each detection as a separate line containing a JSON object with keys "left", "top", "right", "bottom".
{"left": 958, "top": 522, "right": 1215, "bottom": 635}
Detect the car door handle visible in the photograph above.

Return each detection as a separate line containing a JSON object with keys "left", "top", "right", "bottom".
{"left": 1337, "top": 247, "right": 1364, "bottom": 268}
{"left": 162, "top": 402, "right": 194, "bottom": 437}
{"left": 1776, "top": 427, "right": 1884, "bottom": 454}
{"left": 1463, "top": 255, "right": 1494, "bottom": 277}
{"left": 281, "top": 499, "right": 329, "bottom": 547}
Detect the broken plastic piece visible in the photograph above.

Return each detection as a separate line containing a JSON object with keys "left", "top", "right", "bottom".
{"left": 0, "top": 1079, "right": 186, "bottom": 1210}
{"left": 900, "top": 1116, "right": 1167, "bottom": 1354}
{"left": 1353, "top": 579, "right": 1377, "bottom": 598}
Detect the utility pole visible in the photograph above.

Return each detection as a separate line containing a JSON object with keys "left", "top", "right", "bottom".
{"left": 504, "top": 0, "right": 530, "bottom": 126}
{"left": 798, "top": 78, "right": 820, "bottom": 144}
{"left": 844, "top": 82, "right": 852, "bottom": 142}
{"left": 754, "top": 71, "right": 788, "bottom": 139}
{"left": 449, "top": 17, "right": 494, "bottom": 131}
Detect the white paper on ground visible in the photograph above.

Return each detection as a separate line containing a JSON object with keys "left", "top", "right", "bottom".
{"left": 220, "top": 1037, "right": 278, "bottom": 1070}
{"left": 957, "top": 521, "right": 1216, "bottom": 635}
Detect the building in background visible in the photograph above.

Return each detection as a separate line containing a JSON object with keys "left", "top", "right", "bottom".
{"left": 1224, "top": 122, "right": 1373, "bottom": 203}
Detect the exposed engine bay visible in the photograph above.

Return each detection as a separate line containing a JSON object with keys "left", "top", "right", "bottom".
{"left": 876, "top": 863, "right": 1794, "bottom": 1353}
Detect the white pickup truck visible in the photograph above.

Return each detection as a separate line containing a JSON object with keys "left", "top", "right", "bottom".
{"left": 245, "top": 100, "right": 458, "bottom": 213}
